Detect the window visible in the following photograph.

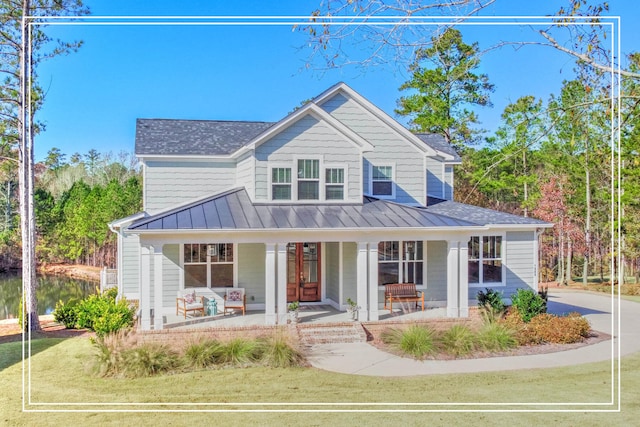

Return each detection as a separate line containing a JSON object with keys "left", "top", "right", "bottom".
{"left": 272, "top": 168, "right": 291, "bottom": 200}
{"left": 184, "top": 243, "right": 234, "bottom": 288}
{"left": 371, "top": 165, "right": 393, "bottom": 197}
{"left": 468, "top": 236, "right": 502, "bottom": 285}
{"left": 378, "top": 241, "right": 423, "bottom": 286}
{"left": 297, "top": 159, "right": 320, "bottom": 200}
{"left": 325, "top": 168, "right": 344, "bottom": 200}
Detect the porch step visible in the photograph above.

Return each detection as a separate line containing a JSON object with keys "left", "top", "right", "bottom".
{"left": 296, "top": 323, "right": 368, "bottom": 346}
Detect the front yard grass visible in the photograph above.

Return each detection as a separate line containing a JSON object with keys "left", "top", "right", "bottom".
{"left": 1, "top": 336, "right": 639, "bottom": 426}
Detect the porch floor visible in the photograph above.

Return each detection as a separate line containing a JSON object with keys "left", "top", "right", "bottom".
{"left": 161, "top": 303, "right": 448, "bottom": 330}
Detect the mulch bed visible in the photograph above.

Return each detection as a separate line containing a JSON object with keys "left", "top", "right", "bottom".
{"left": 0, "top": 319, "right": 93, "bottom": 344}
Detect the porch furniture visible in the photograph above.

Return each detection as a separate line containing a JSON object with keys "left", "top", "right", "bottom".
{"left": 176, "top": 290, "right": 205, "bottom": 319}
{"left": 206, "top": 298, "right": 218, "bottom": 316}
{"left": 223, "top": 288, "right": 246, "bottom": 316}
{"left": 384, "top": 283, "right": 424, "bottom": 313}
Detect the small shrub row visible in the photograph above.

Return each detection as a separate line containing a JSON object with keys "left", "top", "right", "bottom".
{"left": 380, "top": 323, "right": 518, "bottom": 359}
{"left": 499, "top": 308, "right": 591, "bottom": 345}
{"left": 92, "top": 330, "right": 305, "bottom": 377}
{"left": 54, "top": 287, "right": 135, "bottom": 337}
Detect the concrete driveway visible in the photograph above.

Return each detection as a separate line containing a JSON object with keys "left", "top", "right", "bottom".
{"left": 306, "top": 290, "right": 639, "bottom": 376}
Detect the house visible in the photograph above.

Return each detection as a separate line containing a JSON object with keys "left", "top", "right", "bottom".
{"left": 109, "top": 82, "right": 551, "bottom": 331}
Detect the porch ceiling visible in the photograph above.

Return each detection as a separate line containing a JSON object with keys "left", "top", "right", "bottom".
{"left": 127, "top": 188, "right": 478, "bottom": 232}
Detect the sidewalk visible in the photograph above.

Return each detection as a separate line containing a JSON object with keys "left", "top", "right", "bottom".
{"left": 305, "top": 290, "right": 639, "bottom": 376}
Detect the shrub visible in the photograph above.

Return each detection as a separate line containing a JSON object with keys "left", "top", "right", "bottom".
{"left": 216, "top": 338, "right": 261, "bottom": 366}
{"left": 477, "top": 323, "right": 518, "bottom": 351}
{"left": 381, "top": 325, "right": 436, "bottom": 359}
{"left": 75, "top": 290, "right": 135, "bottom": 337}
{"left": 184, "top": 339, "right": 222, "bottom": 369}
{"left": 121, "top": 344, "right": 181, "bottom": 377}
{"left": 510, "top": 288, "right": 547, "bottom": 322}
{"left": 91, "top": 329, "right": 138, "bottom": 377}
{"left": 53, "top": 298, "right": 79, "bottom": 329}
{"left": 477, "top": 288, "right": 505, "bottom": 324}
{"left": 256, "top": 336, "right": 305, "bottom": 368}
{"left": 499, "top": 307, "right": 539, "bottom": 345}
{"left": 440, "top": 324, "right": 475, "bottom": 357}
{"left": 528, "top": 312, "right": 591, "bottom": 344}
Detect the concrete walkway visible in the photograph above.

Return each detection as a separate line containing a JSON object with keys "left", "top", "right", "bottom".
{"left": 306, "top": 290, "right": 640, "bottom": 376}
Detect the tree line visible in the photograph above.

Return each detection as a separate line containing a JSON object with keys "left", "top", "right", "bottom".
{"left": 0, "top": 149, "right": 142, "bottom": 269}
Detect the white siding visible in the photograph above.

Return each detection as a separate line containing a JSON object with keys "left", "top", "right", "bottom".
{"left": 321, "top": 93, "right": 424, "bottom": 205}
{"left": 122, "top": 233, "right": 140, "bottom": 296}
{"left": 325, "top": 242, "right": 340, "bottom": 302}
{"left": 426, "top": 241, "right": 448, "bottom": 301}
{"left": 504, "top": 231, "right": 536, "bottom": 293}
{"left": 236, "top": 151, "right": 255, "bottom": 200}
{"left": 342, "top": 242, "right": 357, "bottom": 303}
{"left": 444, "top": 165, "right": 454, "bottom": 200}
{"left": 426, "top": 157, "right": 444, "bottom": 199}
{"left": 144, "top": 161, "right": 237, "bottom": 212}
{"left": 238, "top": 243, "right": 266, "bottom": 303}
{"left": 162, "top": 244, "right": 180, "bottom": 308}
{"left": 254, "top": 115, "right": 361, "bottom": 202}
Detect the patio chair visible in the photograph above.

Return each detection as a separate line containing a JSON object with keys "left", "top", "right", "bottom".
{"left": 223, "top": 288, "right": 246, "bottom": 316}
{"left": 176, "top": 289, "right": 205, "bottom": 319}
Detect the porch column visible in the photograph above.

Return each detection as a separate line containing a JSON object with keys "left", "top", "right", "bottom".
{"left": 356, "top": 242, "right": 369, "bottom": 321}
{"left": 276, "top": 242, "right": 288, "bottom": 324}
{"left": 264, "top": 243, "right": 277, "bottom": 325}
{"left": 367, "top": 242, "right": 379, "bottom": 321}
{"left": 458, "top": 239, "right": 470, "bottom": 317}
{"left": 153, "top": 245, "right": 163, "bottom": 330}
{"left": 140, "top": 245, "right": 151, "bottom": 330}
{"left": 446, "top": 240, "right": 460, "bottom": 318}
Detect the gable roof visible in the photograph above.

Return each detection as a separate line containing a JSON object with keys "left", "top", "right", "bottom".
{"left": 135, "top": 119, "right": 274, "bottom": 156}
{"left": 127, "top": 188, "right": 478, "bottom": 232}
{"left": 415, "top": 134, "right": 461, "bottom": 163}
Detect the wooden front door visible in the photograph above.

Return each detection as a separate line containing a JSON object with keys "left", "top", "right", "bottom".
{"left": 286, "top": 242, "right": 321, "bottom": 303}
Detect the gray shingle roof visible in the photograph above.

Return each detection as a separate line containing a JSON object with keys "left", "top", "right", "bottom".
{"left": 127, "top": 189, "right": 481, "bottom": 232}
{"left": 423, "top": 200, "right": 549, "bottom": 226}
{"left": 415, "top": 133, "right": 461, "bottom": 162}
{"left": 135, "top": 119, "right": 274, "bottom": 156}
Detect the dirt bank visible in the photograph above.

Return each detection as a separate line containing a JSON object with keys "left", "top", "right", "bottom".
{"left": 38, "top": 264, "right": 101, "bottom": 282}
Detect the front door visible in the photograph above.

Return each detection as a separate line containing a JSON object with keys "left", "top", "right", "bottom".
{"left": 287, "top": 242, "right": 321, "bottom": 303}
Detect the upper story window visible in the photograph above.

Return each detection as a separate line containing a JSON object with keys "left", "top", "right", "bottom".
{"left": 297, "top": 159, "right": 320, "bottom": 200}
{"left": 371, "top": 165, "right": 394, "bottom": 197}
{"left": 325, "top": 168, "right": 344, "bottom": 200}
{"left": 468, "top": 236, "right": 503, "bottom": 286}
{"left": 272, "top": 168, "right": 292, "bottom": 200}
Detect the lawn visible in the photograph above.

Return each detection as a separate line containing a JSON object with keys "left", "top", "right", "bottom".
{"left": 1, "top": 336, "right": 638, "bottom": 426}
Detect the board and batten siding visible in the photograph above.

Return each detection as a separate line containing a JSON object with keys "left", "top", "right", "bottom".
{"left": 162, "top": 244, "right": 181, "bottom": 308}
{"left": 121, "top": 233, "right": 140, "bottom": 297}
{"left": 426, "top": 241, "right": 448, "bottom": 302}
{"left": 144, "top": 161, "right": 237, "bottom": 213}
{"left": 238, "top": 243, "right": 266, "bottom": 303}
{"left": 503, "top": 231, "right": 537, "bottom": 295}
{"left": 325, "top": 242, "right": 340, "bottom": 303}
{"left": 342, "top": 242, "right": 357, "bottom": 304}
{"left": 254, "top": 115, "right": 361, "bottom": 202}
{"left": 320, "top": 93, "right": 425, "bottom": 205}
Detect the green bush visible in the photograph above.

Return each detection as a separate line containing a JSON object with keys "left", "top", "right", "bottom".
{"left": 440, "top": 324, "right": 475, "bottom": 356}
{"left": 184, "top": 339, "right": 222, "bottom": 369}
{"left": 477, "top": 323, "right": 518, "bottom": 351}
{"left": 256, "top": 336, "right": 306, "bottom": 368}
{"left": 75, "top": 290, "right": 135, "bottom": 337}
{"left": 477, "top": 288, "right": 506, "bottom": 324}
{"left": 216, "top": 338, "right": 261, "bottom": 366}
{"left": 53, "top": 298, "right": 79, "bottom": 329}
{"left": 510, "top": 288, "right": 547, "bottom": 322}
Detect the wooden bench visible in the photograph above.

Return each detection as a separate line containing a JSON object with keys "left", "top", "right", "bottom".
{"left": 384, "top": 283, "right": 424, "bottom": 313}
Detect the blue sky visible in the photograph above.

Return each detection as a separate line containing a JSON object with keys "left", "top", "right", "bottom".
{"left": 33, "top": 1, "right": 638, "bottom": 162}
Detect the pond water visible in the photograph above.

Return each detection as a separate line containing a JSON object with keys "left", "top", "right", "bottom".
{"left": 0, "top": 273, "right": 98, "bottom": 320}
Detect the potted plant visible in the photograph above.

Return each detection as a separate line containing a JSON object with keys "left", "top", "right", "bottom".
{"left": 346, "top": 298, "right": 360, "bottom": 321}
{"left": 288, "top": 301, "right": 300, "bottom": 324}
